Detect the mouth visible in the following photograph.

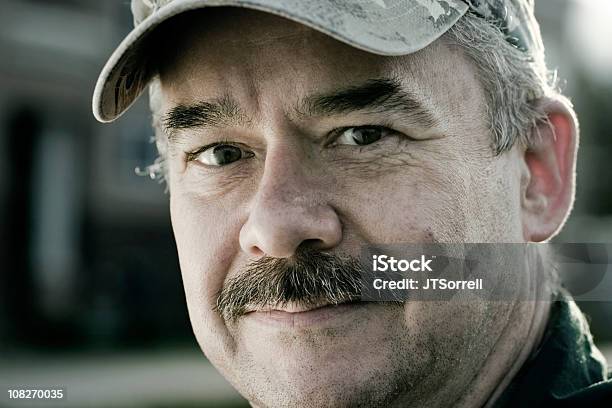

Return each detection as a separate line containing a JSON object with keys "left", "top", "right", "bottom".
{"left": 243, "top": 299, "right": 366, "bottom": 328}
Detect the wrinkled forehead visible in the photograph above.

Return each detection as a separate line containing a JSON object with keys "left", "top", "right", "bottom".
{"left": 155, "top": 8, "right": 452, "bottom": 101}
{"left": 157, "top": 8, "right": 395, "bottom": 77}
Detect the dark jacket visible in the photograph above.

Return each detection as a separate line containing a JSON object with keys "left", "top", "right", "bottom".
{"left": 497, "top": 294, "right": 612, "bottom": 407}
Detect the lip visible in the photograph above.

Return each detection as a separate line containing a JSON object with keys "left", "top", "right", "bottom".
{"left": 244, "top": 301, "right": 367, "bottom": 328}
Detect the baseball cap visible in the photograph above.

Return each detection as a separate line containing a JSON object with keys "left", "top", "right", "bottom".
{"left": 92, "top": 0, "right": 543, "bottom": 123}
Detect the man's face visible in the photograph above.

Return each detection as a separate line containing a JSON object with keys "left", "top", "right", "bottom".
{"left": 158, "top": 8, "right": 532, "bottom": 408}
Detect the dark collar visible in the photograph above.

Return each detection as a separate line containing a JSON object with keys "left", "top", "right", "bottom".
{"left": 495, "top": 292, "right": 611, "bottom": 407}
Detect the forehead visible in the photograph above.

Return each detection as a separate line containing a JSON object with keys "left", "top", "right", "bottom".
{"left": 156, "top": 7, "right": 482, "bottom": 123}
{"left": 158, "top": 8, "right": 392, "bottom": 84}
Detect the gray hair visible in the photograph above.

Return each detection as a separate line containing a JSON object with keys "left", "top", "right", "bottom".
{"left": 445, "top": 11, "right": 560, "bottom": 153}
{"left": 145, "top": 11, "right": 562, "bottom": 181}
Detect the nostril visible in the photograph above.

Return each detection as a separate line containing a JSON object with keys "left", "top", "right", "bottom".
{"left": 250, "top": 245, "right": 265, "bottom": 257}
{"left": 301, "top": 238, "right": 326, "bottom": 250}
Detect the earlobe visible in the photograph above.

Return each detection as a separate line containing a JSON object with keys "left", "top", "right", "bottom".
{"left": 521, "top": 98, "right": 578, "bottom": 242}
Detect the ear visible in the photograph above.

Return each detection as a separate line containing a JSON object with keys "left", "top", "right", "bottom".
{"left": 521, "top": 98, "right": 579, "bottom": 242}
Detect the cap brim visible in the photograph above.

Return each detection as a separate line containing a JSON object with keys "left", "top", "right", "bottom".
{"left": 93, "top": 0, "right": 468, "bottom": 122}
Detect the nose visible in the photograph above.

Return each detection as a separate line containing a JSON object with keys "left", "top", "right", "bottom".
{"left": 239, "top": 146, "right": 342, "bottom": 258}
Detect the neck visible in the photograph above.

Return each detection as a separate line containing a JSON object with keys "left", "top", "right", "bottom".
{"left": 454, "top": 299, "right": 551, "bottom": 408}
{"left": 485, "top": 299, "right": 552, "bottom": 407}
{"left": 457, "top": 250, "right": 555, "bottom": 408}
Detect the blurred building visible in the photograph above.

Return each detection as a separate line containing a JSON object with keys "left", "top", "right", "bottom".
{"left": 0, "top": 0, "right": 188, "bottom": 351}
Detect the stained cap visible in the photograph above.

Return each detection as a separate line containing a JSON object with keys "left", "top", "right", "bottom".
{"left": 92, "top": 0, "right": 542, "bottom": 123}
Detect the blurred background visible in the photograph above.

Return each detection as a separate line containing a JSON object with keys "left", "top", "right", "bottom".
{"left": 0, "top": 0, "right": 610, "bottom": 406}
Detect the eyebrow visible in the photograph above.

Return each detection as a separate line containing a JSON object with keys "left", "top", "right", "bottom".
{"left": 163, "top": 95, "right": 246, "bottom": 140}
{"left": 163, "top": 77, "right": 438, "bottom": 139}
{"left": 297, "top": 78, "right": 438, "bottom": 129}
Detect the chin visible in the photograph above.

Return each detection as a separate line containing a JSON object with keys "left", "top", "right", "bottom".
{"left": 232, "top": 363, "right": 409, "bottom": 408}
{"left": 217, "top": 313, "right": 428, "bottom": 408}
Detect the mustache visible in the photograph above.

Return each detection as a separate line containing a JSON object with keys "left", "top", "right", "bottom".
{"left": 216, "top": 248, "right": 366, "bottom": 322}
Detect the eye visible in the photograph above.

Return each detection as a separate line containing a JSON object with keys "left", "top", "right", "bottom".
{"left": 334, "top": 126, "right": 391, "bottom": 146}
{"left": 190, "top": 144, "right": 253, "bottom": 166}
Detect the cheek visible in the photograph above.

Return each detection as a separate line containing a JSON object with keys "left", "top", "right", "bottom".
{"left": 335, "top": 161, "right": 473, "bottom": 244}
{"left": 449, "top": 154, "right": 524, "bottom": 242}
{"left": 335, "top": 151, "right": 522, "bottom": 244}
{"left": 170, "top": 190, "right": 244, "bottom": 297}
{"left": 482, "top": 156, "right": 524, "bottom": 240}
{"left": 169, "top": 189, "right": 244, "bottom": 352}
